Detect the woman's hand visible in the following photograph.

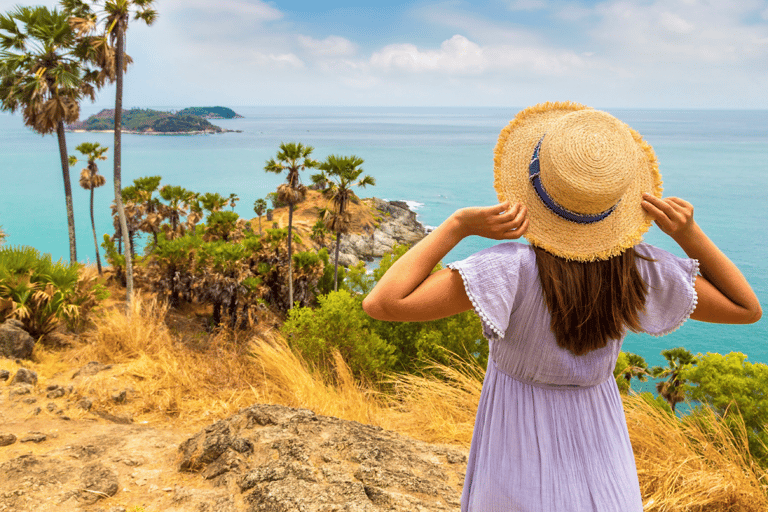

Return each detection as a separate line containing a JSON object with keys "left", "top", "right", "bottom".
{"left": 641, "top": 193, "right": 761, "bottom": 324}
{"left": 453, "top": 201, "right": 529, "bottom": 240}
{"left": 641, "top": 194, "right": 695, "bottom": 242}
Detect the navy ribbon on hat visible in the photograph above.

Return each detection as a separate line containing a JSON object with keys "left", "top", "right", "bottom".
{"left": 528, "top": 136, "right": 618, "bottom": 224}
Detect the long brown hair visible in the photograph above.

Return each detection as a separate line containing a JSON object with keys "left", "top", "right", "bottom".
{"left": 533, "top": 246, "right": 649, "bottom": 356}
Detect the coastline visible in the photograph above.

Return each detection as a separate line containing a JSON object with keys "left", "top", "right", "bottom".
{"left": 67, "top": 129, "right": 240, "bottom": 135}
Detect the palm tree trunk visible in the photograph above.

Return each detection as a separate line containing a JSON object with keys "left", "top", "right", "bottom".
{"left": 334, "top": 231, "right": 341, "bottom": 292}
{"left": 56, "top": 121, "right": 77, "bottom": 263}
{"left": 90, "top": 187, "right": 103, "bottom": 274}
{"left": 114, "top": 25, "right": 133, "bottom": 306}
{"left": 287, "top": 204, "right": 294, "bottom": 309}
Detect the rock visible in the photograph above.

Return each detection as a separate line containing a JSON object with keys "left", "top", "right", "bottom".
{"left": 0, "top": 369, "right": 9, "bottom": 381}
{"left": 79, "top": 463, "right": 119, "bottom": 504}
{"left": 20, "top": 432, "right": 47, "bottom": 443}
{"left": 0, "top": 433, "right": 17, "bottom": 446}
{"left": 41, "top": 330, "right": 74, "bottom": 348}
{"left": 46, "top": 384, "right": 66, "bottom": 399}
{"left": 10, "top": 368, "right": 37, "bottom": 386}
{"left": 78, "top": 397, "right": 94, "bottom": 411}
{"left": 9, "top": 384, "right": 32, "bottom": 398}
{"left": 0, "top": 319, "right": 35, "bottom": 360}
{"left": 72, "top": 361, "right": 113, "bottom": 378}
{"left": 335, "top": 198, "right": 427, "bottom": 267}
{"left": 178, "top": 403, "right": 465, "bottom": 511}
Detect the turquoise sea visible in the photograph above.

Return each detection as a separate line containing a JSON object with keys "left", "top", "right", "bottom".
{"left": 1, "top": 106, "right": 766, "bottom": 370}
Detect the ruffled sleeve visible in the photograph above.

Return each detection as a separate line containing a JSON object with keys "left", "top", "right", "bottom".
{"left": 447, "top": 242, "right": 532, "bottom": 341}
{"left": 634, "top": 243, "right": 699, "bottom": 336}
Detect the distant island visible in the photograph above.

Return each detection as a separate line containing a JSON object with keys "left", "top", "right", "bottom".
{"left": 68, "top": 107, "right": 243, "bottom": 134}
{"left": 176, "top": 106, "right": 243, "bottom": 119}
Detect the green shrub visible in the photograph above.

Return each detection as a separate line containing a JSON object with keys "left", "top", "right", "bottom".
{"left": 0, "top": 245, "right": 105, "bottom": 337}
{"left": 282, "top": 290, "right": 396, "bottom": 383}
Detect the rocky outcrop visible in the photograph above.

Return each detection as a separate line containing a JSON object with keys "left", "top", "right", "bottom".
{"left": 0, "top": 318, "right": 35, "bottom": 360}
{"left": 179, "top": 403, "right": 467, "bottom": 511}
{"left": 336, "top": 198, "right": 427, "bottom": 267}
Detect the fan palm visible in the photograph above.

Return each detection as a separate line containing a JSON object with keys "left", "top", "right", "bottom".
{"left": 264, "top": 142, "right": 318, "bottom": 309}
{"left": 159, "top": 185, "right": 198, "bottom": 238}
{"left": 73, "top": 141, "right": 108, "bottom": 274}
{"left": 652, "top": 347, "right": 696, "bottom": 413}
{"left": 318, "top": 154, "right": 375, "bottom": 291}
{"left": 62, "top": 0, "right": 158, "bottom": 306}
{"left": 0, "top": 5, "right": 100, "bottom": 264}
{"left": 253, "top": 198, "right": 267, "bottom": 235}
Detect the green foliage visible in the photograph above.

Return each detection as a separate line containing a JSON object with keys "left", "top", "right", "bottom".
{"left": 683, "top": 352, "right": 768, "bottom": 461}
{"left": 613, "top": 351, "right": 650, "bottom": 394}
{"left": 266, "top": 192, "right": 286, "bottom": 209}
{"left": 205, "top": 211, "right": 240, "bottom": 241}
{"left": 0, "top": 246, "right": 105, "bottom": 337}
{"left": 177, "top": 106, "right": 241, "bottom": 119}
{"left": 638, "top": 391, "right": 673, "bottom": 414}
{"left": 282, "top": 290, "right": 396, "bottom": 382}
{"left": 651, "top": 347, "right": 696, "bottom": 413}
{"left": 71, "top": 108, "right": 224, "bottom": 133}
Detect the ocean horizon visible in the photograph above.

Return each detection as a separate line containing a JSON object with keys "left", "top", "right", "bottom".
{"left": 1, "top": 105, "right": 766, "bottom": 371}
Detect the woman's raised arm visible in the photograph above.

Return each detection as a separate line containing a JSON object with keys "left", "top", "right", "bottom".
{"left": 362, "top": 202, "right": 529, "bottom": 322}
{"left": 641, "top": 194, "right": 762, "bottom": 324}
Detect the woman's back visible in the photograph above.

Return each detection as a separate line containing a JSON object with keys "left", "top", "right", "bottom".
{"left": 449, "top": 242, "right": 697, "bottom": 511}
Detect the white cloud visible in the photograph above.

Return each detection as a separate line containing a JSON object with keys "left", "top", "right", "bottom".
{"left": 659, "top": 12, "right": 695, "bottom": 35}
{"left": 371, "top": 35, "right": 485, "bottom": 74}
{"left": 242, "top": 51, "right": 304, "bottom": 70}
{"left": 298, "top": 35, "right": 357, "bottom": 57}
{"left": 370, "top": 34, "right": 587, "bottom": 76}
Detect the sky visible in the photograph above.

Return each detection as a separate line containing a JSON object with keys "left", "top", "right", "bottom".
{"left": 2, "top": 0, "right": 768, "bottom": 108}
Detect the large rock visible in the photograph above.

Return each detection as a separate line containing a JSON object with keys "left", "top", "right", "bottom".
{"left": 178, "top": 403, "right": 466, "bottom": 511}
{"left": 336, "top": 198, "right": 427, "bottom": 267}
{"left": 0, "top": 319, "right": 35, "bottom": 360}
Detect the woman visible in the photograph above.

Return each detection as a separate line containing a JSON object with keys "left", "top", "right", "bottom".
{"left": 362, "top": 102, "right": 761, "bottom": 511}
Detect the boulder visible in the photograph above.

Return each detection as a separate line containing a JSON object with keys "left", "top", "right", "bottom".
{"left": 0, "top": 319, "right": 35, "bottom": 360}
{"left": 11, "top": 368, "right": 37, "bottom": 386}
{"left": 335, "top": 198, "right": 427, "bottom": 267}
{"left": 178, "top": 403, "right": 466, "bottom": 511}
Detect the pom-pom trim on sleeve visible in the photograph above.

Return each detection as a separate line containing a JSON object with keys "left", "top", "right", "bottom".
{"left": 649, "top": 258, "right": 700, "bottom": 337}
{"left": 448, "top": 262, "right": 504, "bottom": 340}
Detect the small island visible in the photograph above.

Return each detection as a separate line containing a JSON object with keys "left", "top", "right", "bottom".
{"left": 68, "top": 107, "right": 243, "bottom": 134}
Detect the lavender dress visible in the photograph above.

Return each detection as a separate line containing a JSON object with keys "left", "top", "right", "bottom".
{"left": 448, "top": 242, "right": 698, "bottom": 512}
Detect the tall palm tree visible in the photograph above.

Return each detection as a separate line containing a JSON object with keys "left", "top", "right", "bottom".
{"left": 264, "top": 142, "right": 318, "bottom": 309}
{"left": 0, "top": 6, "right": 99, "bottom": 263}
{"left": 652, "top": 347, "right": 696, "bottom": 413}
{"left": 73, "top": 141, "right": 108, "bottom": 274}
{"left": 253, "top": 198, "right": 267, "bottom": 235}
{"left": 318, "top": 154, "right": 375, "bottom": 291}
{"left": 63, "top": 0, "right": 158, "bottom": 306}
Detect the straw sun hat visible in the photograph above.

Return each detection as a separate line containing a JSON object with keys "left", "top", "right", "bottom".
{"left": 494, "top": 101, "right": 663, "bottom": 262}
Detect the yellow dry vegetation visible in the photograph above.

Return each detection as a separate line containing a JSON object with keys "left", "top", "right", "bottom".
{"left": 29, "top": 295, "right": 768, "bottom": 511}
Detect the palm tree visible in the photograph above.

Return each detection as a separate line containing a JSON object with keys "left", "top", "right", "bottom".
{"left": 264, "top": 142, "right": 318, "bottom": 309}
{"left": 159, "top": 185, "right": 198, "bottom": 238}
{"left": 652, "top": 347, "right": 696, "bottom": 413}
{"left": 63, "top": 0, "right": 158, "bottom": 306}
{"left": 0, "top": 6, "right": 100, "bottom": 264}
{"left": 318, "top": 154, "right": 375, "bottom": 291}
{"left": 253, "top": 198, "right": 267, "bottom": 235}
{"left": 618, "top": 352, "right": 649, "bottom": 390}
{"left": 72, "top": 141, "right": 108, "bottom": 274}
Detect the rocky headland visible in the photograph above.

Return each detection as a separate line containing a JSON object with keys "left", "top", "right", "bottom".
{"left": 267, "top": 191, "right": 427, "bottom": 268}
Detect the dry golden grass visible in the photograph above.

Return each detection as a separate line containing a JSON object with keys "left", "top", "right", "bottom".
{"left": 35, "top": 294, "right": 768, "bottom": 510}
{"left": 625, "top": 396, "right": 768, "bottom": 511}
